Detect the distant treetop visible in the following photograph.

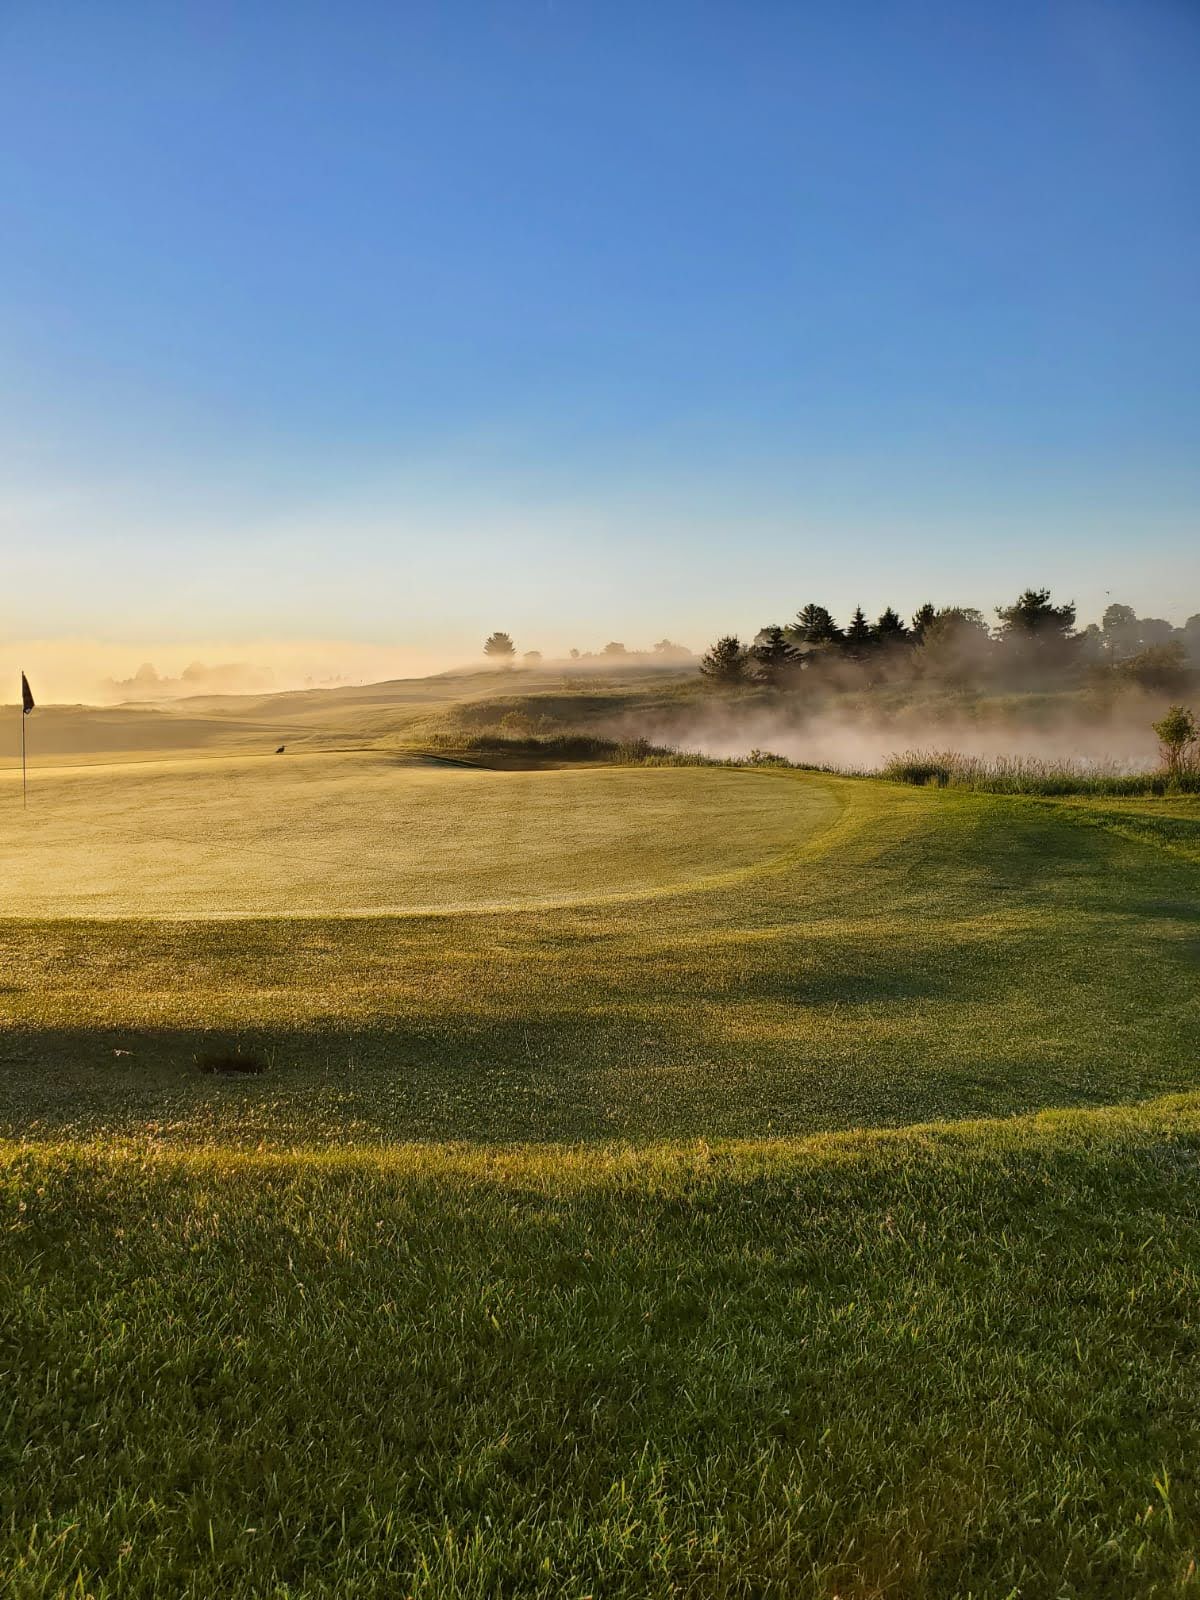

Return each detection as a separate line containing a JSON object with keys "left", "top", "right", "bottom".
{"left": 483, "top": 631, "right": 516, "bottom": 660}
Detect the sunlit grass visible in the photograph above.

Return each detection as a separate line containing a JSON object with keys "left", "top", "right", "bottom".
{"left": 2, "top": 770, "right": 1196, "bottom": 1147}
{"left": 881, "top": 747, "right": 1200, "bottom": 795}
{"left": 2, "top": 756, "right": 1199, "bottom": 1595}
{"left": 0, "top": 755, "right": 831, "bottom": 919}
{"left": 5, "top": 1097, "right": 1200, "bottom": 1597}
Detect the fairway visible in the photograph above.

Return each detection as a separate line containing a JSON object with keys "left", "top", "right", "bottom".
{"left": 0, "top": 754, "right": 836, "bottom": 918}
{"left": 3, "top": 761, "right": 1196, "bottom": 1147}
{"left": 4, "top": 747, "right": 1199, "bottom": 1597}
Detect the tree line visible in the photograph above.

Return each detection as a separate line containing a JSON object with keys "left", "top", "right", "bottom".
{"left": 699, "top": 591, "right": 1200, "bottom": 691}
{"left": 483, "top": 632, "right": 693, "bottom": 665}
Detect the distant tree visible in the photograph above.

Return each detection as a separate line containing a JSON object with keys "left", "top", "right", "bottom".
{"left": 917, "top": 608, "right": 992, "bottom": 684}
{"left": 873, "top": 607, "right": 909, "bottom": 646}
{"left": 1184, "top": 616, "right": 1200, "bottom": 663}
{"left": 1153, "top": 704, "right": 1198, "bottom": 776}
{"left": 602, "top": 641, "right": 628, "bottom": 656}
{"left": 1118, "top": 642, "right": 1192, "bottom": 694}
{"left": 787, "top": 604, "right": 842, "bottom": 646}
{"left": 1101, "top": 603, "right": 1140, "bottom": 659}
{"left": 841, "top": 606, "right": 874, "bottom": 659}
{"left": 910, "top": 603, "right": 938, "bottom": 643}
{"left": 484, "top": 631, "right": 516, "bottom": 662}
{"left": 699, "top": 635, "right": 750, "bottom": 685}
{"left": 994, "top": 589, "right": 1078, "bottom": 677}
{"left": 750, "top": 625, "right": 801, "bottom": 686}
{"left": 1078, "top": 622, "right": 1106, "bottom": 665}
{"left": 569, "top": 647, "right": 580, "bottom": 659}
{"left": 1139, "top": 617, "right": 1177, "bottom": 648}
{"left": 652, "top": 638, "right": 692, "bottom": 660}
{"left": 995, "top": 588, "right": 1076, "bottom": 643}
{"left": 523, "top": 650, "right": 543, "bottom": 664}
{"left": 934, "top": 606, "right": 989, "bottom": 637}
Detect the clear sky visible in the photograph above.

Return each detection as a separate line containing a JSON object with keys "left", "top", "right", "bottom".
{"left": 2, "top": 1, "right": 1198, "bottom": 687}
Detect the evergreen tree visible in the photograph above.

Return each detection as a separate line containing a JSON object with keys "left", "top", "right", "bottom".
{"left": 750, "top": 625, "right": 801, "bottom": 685}
{"left": 841, "top": 606, "right": 874, "bottom": 658}
{"left": 483, "top": 631, "right": 516, "bottom": 662}
{"left": 787, "top": 604, "right": 842, "bottom": 645}
{"left": 873, "top": 607, "right": 909, "bottom": 646}
{"left": 995, "top": 588, "right": 1076, "bottom": 642}
{"left": 699, "top": 635, "right": 750, "bottom": 684}
{"left": 995, "top": 588, "right": 1078, "bottom": 675}
{"left": 911, "top": 603, "right": 937, "bottom": 643}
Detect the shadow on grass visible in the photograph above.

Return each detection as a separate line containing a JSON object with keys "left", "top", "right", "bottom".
{"left": 2, "top": 982, "right": 1197, "bottom": 1150}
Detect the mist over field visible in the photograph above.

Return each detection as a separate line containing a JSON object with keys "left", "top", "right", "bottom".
{"left": 0, "top": 637, "right": 469, "bottom": 706}
{"left": 630, "top": 696, "right": 1172, "bottom": 772}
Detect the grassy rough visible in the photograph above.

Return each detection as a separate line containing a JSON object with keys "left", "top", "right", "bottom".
{"left": 881, "top": 749, "right": 1200, "bottom": 796}
{"left": 4, "top": 1099, "right": 1200, "bottom": 1598}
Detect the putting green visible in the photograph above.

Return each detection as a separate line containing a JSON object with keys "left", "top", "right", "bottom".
{"left": 0, "top": 752, "right": 838, "bottom": 918}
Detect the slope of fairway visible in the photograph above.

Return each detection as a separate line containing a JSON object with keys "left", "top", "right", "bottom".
{"left": 0, "top": 754, "right": 836, "bottom": 918}
{"left": 3, "top": 750, "right": 1200, "bottom": 1597}
{"left": 2, "top": 769, "right": 1196, "bottom": 1146}
{"left": 5, "top": 1095, "right": 1200, "bottom": 1599}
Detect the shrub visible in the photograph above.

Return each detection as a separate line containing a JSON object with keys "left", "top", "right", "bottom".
{"left": 1153, "top": 705, "right": 1198, "bottom": 777}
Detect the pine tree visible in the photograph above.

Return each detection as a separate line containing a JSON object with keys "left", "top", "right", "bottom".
{"left": 483, "top": 631, "right": 516, "bottom": 662}
{"left": 699, "top": 635, "right": 750, "bottom": 684}
{"left": 873, "top": 607, "right": 909, "bottom": 646}
{"left": 787, "top": 604, "right": 842, "bottom": 645}
{"left": 842, "top": 606, "right": 873, "bottom": 658}
{"left": 911, "top": 603, "right": 937, "bottom": 643}
{"left": 750, "top": 626, "right": 801, "bottom": 686}
{"left": 994, "top": 589, "right": 1076, "bottom": 642}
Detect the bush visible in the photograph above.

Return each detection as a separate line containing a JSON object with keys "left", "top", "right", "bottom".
{"left": 1153, "top": 705, "right": 1198, "bottom": 777}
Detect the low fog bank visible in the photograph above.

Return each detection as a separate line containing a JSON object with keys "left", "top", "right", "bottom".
{"left": 2, "top": 636, "right": 698, "bottom": 708}
{"left": 656, "top": 592, "right": 1200, "bottom": 773}
{"left": 625, "top": 699, "right": 1172, "bottom": 773}
{"left": 0, "top": 639, "right": 464, "bottom": 707}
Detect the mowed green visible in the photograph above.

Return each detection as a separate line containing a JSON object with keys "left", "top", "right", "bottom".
{"left": 2, "top": 740, "right": 1200, "bottom": 1597}
{"left": 0, "top": 753, "right": 830, "bottom": 917}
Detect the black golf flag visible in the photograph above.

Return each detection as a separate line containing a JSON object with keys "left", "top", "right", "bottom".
{"left": 21, "top": 673, "right": 34, "bottom": 715}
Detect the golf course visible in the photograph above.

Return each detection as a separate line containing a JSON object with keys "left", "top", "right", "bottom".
{"left": 2, "top": 681, "right": 1199, "bottom": 1597}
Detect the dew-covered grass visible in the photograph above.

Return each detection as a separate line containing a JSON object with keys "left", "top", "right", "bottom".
{"left": 1, "top": 755, "right": 1198, "bottom": 1596}
{"left": 5, "top": 1101, "right": 1200, "bottom": 1597}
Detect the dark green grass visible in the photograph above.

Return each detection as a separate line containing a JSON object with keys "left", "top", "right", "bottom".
{"left": 4, "top": 1099, "right": 1200, "bottom": 1598}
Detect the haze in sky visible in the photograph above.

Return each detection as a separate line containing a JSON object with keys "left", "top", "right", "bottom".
{"left": 2, "top": 1, "right": 1198, "bottom": 694}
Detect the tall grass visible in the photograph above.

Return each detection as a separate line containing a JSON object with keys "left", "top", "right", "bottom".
{"left": 416, "top": 730, "right": 682, "bottom": 763}
{"left": 422, "top": 731, "right": 1200, "bottom": 796}
{"left": 418, "top": 731, "right": 852, "bottom": 774}
{"left": 881, "top": 748, "right": 1200, "bottom": 796}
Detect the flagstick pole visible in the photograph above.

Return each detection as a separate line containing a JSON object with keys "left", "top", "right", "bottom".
{"left": 20, "top": 675, "right": 26, "bottom": 810}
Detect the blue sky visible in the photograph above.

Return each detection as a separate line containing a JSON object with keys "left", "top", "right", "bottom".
{"left": 2, "top": 1, "right": 1198, "bottom": 681}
